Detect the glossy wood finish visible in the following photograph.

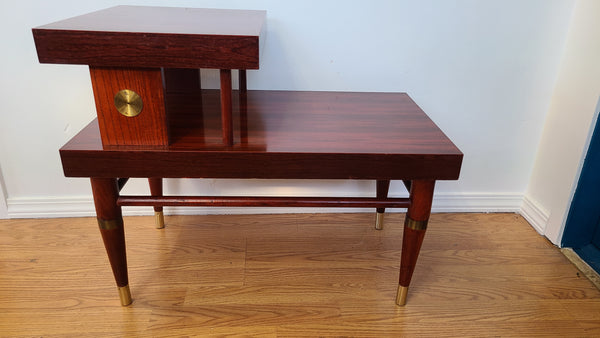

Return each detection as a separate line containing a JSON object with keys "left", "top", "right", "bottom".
{"left": 60, "top": 90, "right": 463, "bottom": 180}
{"left": 61, "top": 90, "right": 461, "bottom": 306}
{"left": 37, "top": 5, "right": 463, "bottom": 308}
{"left": 220, "top": 69, "right": 234, "bottom": 145}
{"left": 400, "top": 180, "right": 435, "bottom": 288}
{"left": 117, "top": 196, "right": 411, "bottom": 208}
{"left": 90, "top": 178, "right": 128, "bottom": 289}
{"left": 32, "top": 6, "right": 265, "bottom": 69}
{"left": 89, "top": 67, "right": 168, "bottom": 146}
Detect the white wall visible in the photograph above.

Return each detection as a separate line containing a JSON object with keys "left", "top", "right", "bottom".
{"left": 0, "top": 0, "right": 574, "bottom": 218}
{"left": 0, "top": 166, "right": 7, "bottom": 219}
{"left": 523, "top": 0, "right": 600, "bottom": 244}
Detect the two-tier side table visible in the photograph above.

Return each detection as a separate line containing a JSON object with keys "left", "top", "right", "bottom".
{"left": 33, "top": 6, "right": 463, "bottom": 307}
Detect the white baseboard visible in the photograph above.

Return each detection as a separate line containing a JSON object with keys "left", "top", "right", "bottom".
{"left": 7, "top": 196, "right": 96, "bottom": 218}
{"left": 6, "top": 192, "right": 525, "bottom": 219}
{"left": 519, "top": 195, "right": 550, "bottom": 235}
{"left": 432, "top": 192, "right": 523, "bottom": 212}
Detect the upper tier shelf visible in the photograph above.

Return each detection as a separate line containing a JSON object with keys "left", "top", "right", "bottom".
{"left": 32, "top": 6, "right": 266, "bottom": 69}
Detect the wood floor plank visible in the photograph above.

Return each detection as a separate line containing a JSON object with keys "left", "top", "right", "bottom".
{"left": 277, "top": 320, "right": 593, "bottom": 338}
{"left": 1, "top": 212, "right": 599, "bottom": 337}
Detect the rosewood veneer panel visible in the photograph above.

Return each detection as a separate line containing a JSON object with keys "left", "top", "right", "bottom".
{"left": 60, "top": 90, "right": 463, "bottom": 180}
{"left": 89, "top": 67, "right": 168, "bottom": 146}
{"left": 32, "top": 6, "right": 265, "bottom": 69}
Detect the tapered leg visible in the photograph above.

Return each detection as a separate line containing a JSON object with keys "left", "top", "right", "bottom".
{"left": 90, "top": 178, "right": 132, "bottom": 306}
{"left": 239, "top": 69, "right": 247, "bottom": 92}
{"left": 148, "top": 178, "right": 165, "bottom": 229}
{"left": 375, "top": 180, "right": 391, "bottom": 230}
{"left": 397, "top": 179, "right": 435, "bottom": 306}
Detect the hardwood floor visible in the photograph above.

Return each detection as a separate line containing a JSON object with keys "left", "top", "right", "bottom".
{"left": 1, "top": 213, "right": 599, "bottom": 337}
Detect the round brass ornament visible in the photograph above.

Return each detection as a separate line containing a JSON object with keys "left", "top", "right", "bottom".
{"left": 114, "top": 89, "right": 143, "bottom": 117}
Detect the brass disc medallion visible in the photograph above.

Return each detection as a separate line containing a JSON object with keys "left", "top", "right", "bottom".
{"left": 114, "top": 89, "right": 143, "bottom": 117}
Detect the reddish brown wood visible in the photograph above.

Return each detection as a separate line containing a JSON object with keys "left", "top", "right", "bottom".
{"left": 399, "top": 227, "right": 427, "bottom": 286}
{"left": 38, "top": 5, "right": 463, "bottom": 308}
{"left": 89, "top": 67, "right": 168, "bottom": 146}
{"left": 163, "top": 68, "right": 201, "bottom": 93}
{"left": 399, "top": 179, "right": 435, "bottom": 287}
{"left": 239, "top": 70, "right": 247, "bottom": 92}
{"left": 220, "top": 69, "right": 234, "bottom": 145}
{"left": 147, "top": 178, "right": 163, "bottom": 213}
{"left": 406, "top": 180, "right": 436, "bottom": 221}
{"left": 376, "top": 180, "right": 391, "bottom": 213}
{"left": 60, "top": 91, "right": 463, "bottom": 179}
{"left": 90, "top": 178, "right": 129, "bottom": 288}
{"left": 117, "top": 195, "right": 411, "bottom": 208}
{"left": 239, "top": 87, "right": 249, "bottom": 143}
{"left": 32, "top": 6, "right": 265, "bottom": 69}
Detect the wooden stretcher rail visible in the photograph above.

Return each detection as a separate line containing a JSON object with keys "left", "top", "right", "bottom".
{"left": 117, "top": 196, "right": 411, "bottom": 208}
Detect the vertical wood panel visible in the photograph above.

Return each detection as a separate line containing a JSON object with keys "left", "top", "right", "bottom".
{"left": 220, "top": 69, "right": 233, "bottom": 145}
{"left": 89, "top": 67, "right": 168, "bottom": 146}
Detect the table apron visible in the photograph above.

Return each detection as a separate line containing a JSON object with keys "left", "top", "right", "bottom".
{"left": 60, "top": 151, "right": 462, "bottom": 180}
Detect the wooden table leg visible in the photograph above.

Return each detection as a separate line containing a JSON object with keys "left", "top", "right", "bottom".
{"left": 375, "top": 180, "right": 391, "bottom": 230}
{"left": 148, "top": 178, "right": 165, "bottom": 229}
{"left": 90, "top": 178, "right": 132, "bottom": 306}
{"left": 239, "top": 69, "right": 247, "bottom": 92}
{"left": 397, "top": 179, "right": 435, "bottom": 306}
{"left": 220, "top": 69, "right": 233, "bottom": 146}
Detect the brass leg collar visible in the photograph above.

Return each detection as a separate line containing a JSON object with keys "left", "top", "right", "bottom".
{"left": 405, "top": 217, "right": 428, "bottom": 231}
{"left": 97, "top": 218, "right": 123, "bottom": 231}
{"left": 118, "top": 285, "right": 132, "bottom": 306}
{"left": 155, "top": 211, "right": 165, "bottom": 229}
{"left": 375, "top": 212, "right": 385, "bottom": 230}
{"left": 396, "top": 285, "right": 408, "bottom": 306}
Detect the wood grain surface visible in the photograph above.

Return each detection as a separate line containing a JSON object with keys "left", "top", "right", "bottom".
{"left": 1, "top": 213, "right": 599, "bottom": 336}
{"left": 90, "top": 67, "right": 168, "bottom": 146}
{"left": 60, "top": 90, "right": 463, "bottom": 180}
{"left": 33, "top": 6, "right": 265, "bottom": 69}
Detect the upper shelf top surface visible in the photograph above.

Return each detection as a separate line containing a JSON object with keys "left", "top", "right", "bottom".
{"left": 32, "top": 6, "right": 266, "bottom": 69}
{"left": 34, "top": 6, "right": 266, "bottom": 36}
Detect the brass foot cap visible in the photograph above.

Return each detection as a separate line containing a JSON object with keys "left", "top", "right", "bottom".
{"left": 155, "top": 211, "right": 165, "bottom": 229}
{"left": 118, "top": 285, "right": 132, "bottom": 306}
{"left": 396, "top": 285, "right": 408, "bottom": 306}
{"left": 375, "top": 212, "right": 384, "bottom": 230}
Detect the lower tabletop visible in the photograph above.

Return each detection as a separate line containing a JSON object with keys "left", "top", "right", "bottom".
{"left": 60, "top": 90, "right": 462, "bottom": 180}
